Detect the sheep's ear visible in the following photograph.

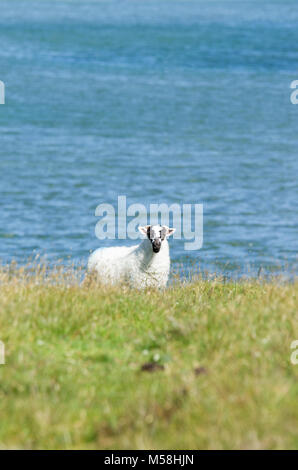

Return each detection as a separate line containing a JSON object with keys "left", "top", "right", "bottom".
{"left": 138, "top": 225, "right": 150, "bottom": 235}
{"left": 166, "top": 227, "right": 176, "bottom": 237}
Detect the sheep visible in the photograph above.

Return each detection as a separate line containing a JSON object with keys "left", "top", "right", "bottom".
{"left": 87, "top": 224, "right": 176, "bottom": 288}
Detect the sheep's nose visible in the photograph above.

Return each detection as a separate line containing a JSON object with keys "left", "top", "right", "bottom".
{"left": 152, "top": 240, "right": 161, "bottom": 253}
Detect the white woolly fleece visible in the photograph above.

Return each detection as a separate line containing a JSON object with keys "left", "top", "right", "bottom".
{"left": 87, "top": 237, "right": 171, "bottom": 288}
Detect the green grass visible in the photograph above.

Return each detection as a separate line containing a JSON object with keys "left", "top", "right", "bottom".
{"left": 0, "top": 265, "right": 297, "bottom": 449}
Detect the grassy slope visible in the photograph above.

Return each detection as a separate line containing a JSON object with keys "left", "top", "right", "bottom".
{"left": 0, "top": 267, "right": 297, "bottom": 449}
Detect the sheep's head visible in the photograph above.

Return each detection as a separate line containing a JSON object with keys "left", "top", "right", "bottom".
{"left": 138, "top": 224, "right": 176, "bottom": 253}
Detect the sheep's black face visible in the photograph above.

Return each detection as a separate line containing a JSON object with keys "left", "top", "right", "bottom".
{"left": 147, "top": 225, "right": 166, "bottom": 253}
{"left": 139, "top": 224, "right": 176, "bottom": 253}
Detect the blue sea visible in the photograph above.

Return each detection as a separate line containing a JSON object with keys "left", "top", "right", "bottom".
{"left": 0, "top": 0, "right": 297, "bottom": 277}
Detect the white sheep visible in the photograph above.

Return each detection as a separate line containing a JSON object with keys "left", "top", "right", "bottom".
{"left": 87, "top": 224, "right": 176, "bottom": 288}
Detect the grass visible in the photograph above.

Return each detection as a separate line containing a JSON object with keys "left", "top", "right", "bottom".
{"left": 0, "top": 263, "right": 297, "bottom": 449}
